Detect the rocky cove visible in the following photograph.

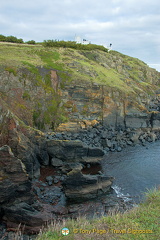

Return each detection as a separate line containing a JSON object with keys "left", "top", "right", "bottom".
{"left": 1, "top": 121, "right": 160, "bottom": 239}
{"left": 1, "top": 43, "right": 160, "bottom": 239}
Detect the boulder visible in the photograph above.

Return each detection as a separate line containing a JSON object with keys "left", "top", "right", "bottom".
{"left": 51, "top": 157, "right": 63, "bottom": 167}
{"left": 46, "top": 176, "right": 53, "bottom": 186}
{"left": 37, "top": 149, "right": 50, "bottom": 166}
{"left": 60, "top": 162, "right": 83, "bottom": 174}
{"left": 63, "top": 171, "right": 114, "bottom": 202}
{"left": 47, "top": 139, "right": 88, "bottom": 161}
{"left": 88, "top": 147, "right": 104, "bottom": 157}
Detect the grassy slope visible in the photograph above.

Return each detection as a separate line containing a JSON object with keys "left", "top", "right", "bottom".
{"left": 0, "top": 42, "right": 159, "bottom": 95}
{"left": 1, "top": 42, "right": 160, "bottom": 129}
{"left": 36, "top": 188, "right": 160, "bottom": 240}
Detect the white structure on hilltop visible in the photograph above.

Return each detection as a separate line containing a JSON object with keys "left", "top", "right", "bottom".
{"left": 75, "top": 35, "right": 90, "bottom": 45}
{"left": 108, "top": 43, "right": 112, "bottom": 51}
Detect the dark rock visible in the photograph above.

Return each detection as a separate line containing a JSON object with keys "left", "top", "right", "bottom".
{"left": 51, "top": 157, "right": 63, "bottom": 167}
{"left": 126, "top": 140, "right": 133, "bottom": 146}
{"left": 47, "top": 139, "right": 88, "bottom": 161}
{"left": 104, "top": 147, "right": 110, "bottom": 153}
{"left": 37, "top": 146, "right": 50, "bottom": 166}
{"left": 63, "top": 171, "right": 114, "bottom": 202}
{"left": 60, "top": 176, "right": 66, "bottom": 181}
{"left": 101, "top": 131, "right": 108, "bottom": 139}
{"left": 2, "top": 202, "right": 54, "bottom": 234}
{"left": 88, "top": 132, "right": 94, "bottom": 138}
{"left": 33, "top": 186, "right": 42, "bottom": 197}
{"left": 39, "top": 186, "right": 66, "bottom": 205}
{"left": 106, "top": 139, "right": 112, "bottom": 148}
{"left": 46, "top": 176, "right": 53, "bottom": 186}
{"left": 0, "top": 145, "right": 31, "bottom": 205}
{"left": 55, "top": 133, "right": 63, "bottom": 139}
{"left": 53, "top": 176, "right": 61, "bottom": 184}
{"left": 94, "top": 137, "right": 100, "bottom": 144}
{"left": 88, "top": 147, "right": 104, "bottom": 157}
{"left": 117, "top": 146, "right": 122, "bottom": 152}
{"left": 111, "top": 148, "right": 116, "bottom": 152}
{"left": 41, "top": 183, "right": 47, "bottom": 187}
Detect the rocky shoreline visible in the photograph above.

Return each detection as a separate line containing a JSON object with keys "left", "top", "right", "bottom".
{"left": 1, "top": 123, "right": 160, "bottom": 239}
{"left": 46, "top": 124, "right": 159, "bottom": 152}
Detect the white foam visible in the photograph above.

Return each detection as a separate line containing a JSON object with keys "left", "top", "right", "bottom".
{"left": 112, "top": 185, "right": 131, "bottom": 202}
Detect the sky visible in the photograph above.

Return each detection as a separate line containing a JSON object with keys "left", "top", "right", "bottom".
{"left": 1, "top": 0, "right": 160, "bottom": 71}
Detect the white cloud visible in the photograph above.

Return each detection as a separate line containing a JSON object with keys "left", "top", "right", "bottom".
{"left": 0, "top": 0, "right": 160, "bottom": 67}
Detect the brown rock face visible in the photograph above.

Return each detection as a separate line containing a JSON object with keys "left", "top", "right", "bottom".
{"left": 0, "top": 145, "right": 31, "bottom": 204}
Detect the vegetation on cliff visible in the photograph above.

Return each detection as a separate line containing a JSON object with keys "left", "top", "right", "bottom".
{"left": 0, "top": 41, "right": 159, "bottom": 92}
{"left": 0, "top": 41, "right": 160, "bottom": 131}
{"left": 36, "top": 188, "right": 160, "bottom": 240}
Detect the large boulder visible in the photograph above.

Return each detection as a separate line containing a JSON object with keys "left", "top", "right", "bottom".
{"left": 63, "top": 171, "right": 114, "bottom": 202}
{"left": 47, "top": 139, "right": 88, "bottom": 161}
{"left": 88, "top": 147, "right": 104, "bottom": 157}
{"left": 47, "top": 139, "right": 104, "bottom": 161}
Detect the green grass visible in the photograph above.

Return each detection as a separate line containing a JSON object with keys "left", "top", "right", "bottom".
{"left": 0, "top": 43, "right": 44, "bottom": 66}
{"left": 0, "top": 41, "right": 159, "bottom": 97}
{"left": 36, "top": 188, "right": 160, "bottom": 240}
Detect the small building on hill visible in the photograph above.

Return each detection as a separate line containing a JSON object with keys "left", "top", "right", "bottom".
{"left": 75, "top": 36, "right": 90, "bottom": 45}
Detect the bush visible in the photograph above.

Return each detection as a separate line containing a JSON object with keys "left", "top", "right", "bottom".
{"left": 43, "top": 40, "right": 108, "bottom": 53}
{"left": 0, "top": 34, "right": 24, "bottom": 43}
{"left": 26, "top": 40, "right": 36, "bottom": 44}
{"left": 0, "top": 34, "right": 7, "bottom": 42}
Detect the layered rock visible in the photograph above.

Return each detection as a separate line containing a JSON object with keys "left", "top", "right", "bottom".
{"left": 0, "top": 145, "right": 31, "bottom": 205}
{"left": 47, "top": 139, "right": 104, "bottom": 161}
{"left": 63, "top": 170, "right": 114, "bottom": 202}
{"left": 1, "top": 55, "right": 160, "bottom": 132}
{"left": 2, "top": 203, "right": 54, "bottom": 234}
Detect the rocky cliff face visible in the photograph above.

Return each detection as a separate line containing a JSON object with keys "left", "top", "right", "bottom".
{"left": 1, "top": 43, "right": 160, "bottom": 235}
{"left": 0, "top": 46, "right": 160, "bottom": 131}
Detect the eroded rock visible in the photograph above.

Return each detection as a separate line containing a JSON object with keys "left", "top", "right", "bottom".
{"left": 63, "top": 171, "right": 114, "bottom": 203}
{"left": 0, "top": 145, "right": 31, "bottom": 204}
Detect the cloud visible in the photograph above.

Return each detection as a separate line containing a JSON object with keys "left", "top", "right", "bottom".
{"left": 0, "top": 0, "right": 160, "bottom": 70}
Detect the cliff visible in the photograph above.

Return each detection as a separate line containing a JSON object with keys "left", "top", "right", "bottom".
{"left": 1, "top": 42, "right": 160, "bottom": 133}
{"left": 0, "top": 42, "right": 160, "bottom": 235}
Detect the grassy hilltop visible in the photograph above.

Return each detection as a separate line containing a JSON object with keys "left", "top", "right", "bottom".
{"left": 0, "top": 40, "right": 159, "bottom": 94}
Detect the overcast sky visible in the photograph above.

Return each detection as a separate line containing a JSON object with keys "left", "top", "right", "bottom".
{"left": 1, "top": 0, "right": 160, "bottom": 71}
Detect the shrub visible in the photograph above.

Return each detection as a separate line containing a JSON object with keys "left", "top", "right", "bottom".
{"left": 0, "top": 34, "right": 24, "bottom": 43}
{"left": 43, "top": 40, "right": 108, "bottom": 53}
{"left": 26, "top": 40, "right": 36, "bottom": 44}
{"left": 0, "top": 34, "right": 7, "bottom": 42}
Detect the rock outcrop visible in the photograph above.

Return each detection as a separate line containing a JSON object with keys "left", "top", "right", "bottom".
{"left": 0, "top": 145, "right": 31, "bottom": 205}
{"left": 47, "top": 139, "right": 104, "bottom": 161}
{"left": 63, "top": 171, "right": 114, "bottom": 202}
